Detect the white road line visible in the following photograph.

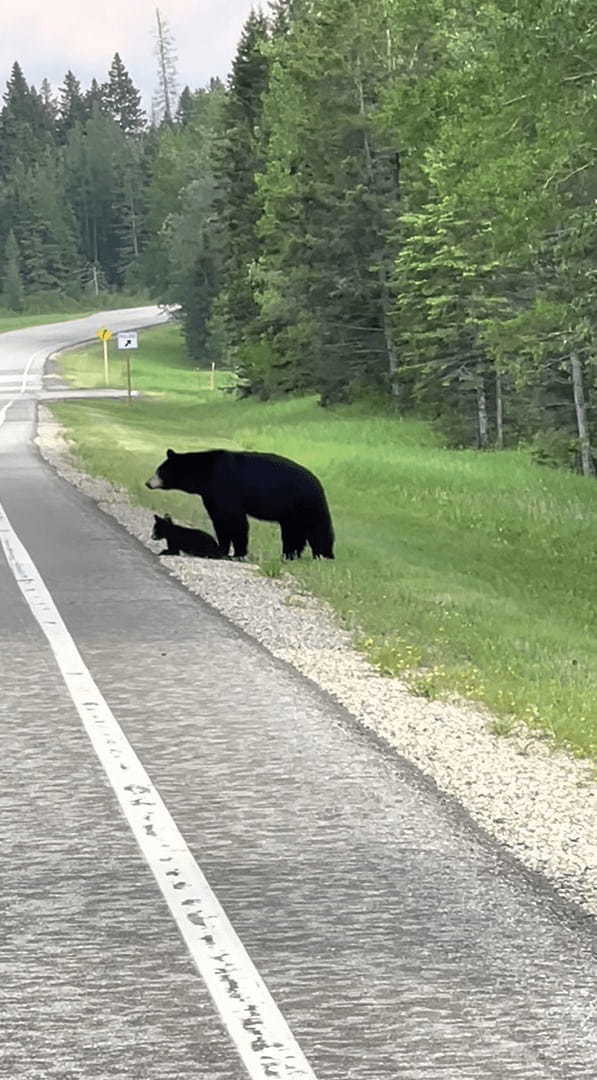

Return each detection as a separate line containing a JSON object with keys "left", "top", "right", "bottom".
{"left": 0, "top": 501, "right": 318, "bottom": 1080}
{"left": 0, "top": 347, "right": 45, "bottom": 429}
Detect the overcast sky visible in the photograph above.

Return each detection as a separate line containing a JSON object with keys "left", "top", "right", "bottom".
{"left": 2, "top": 1, "right": 260, "bottom": 109}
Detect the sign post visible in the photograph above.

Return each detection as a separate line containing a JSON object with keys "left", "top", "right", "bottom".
{"left": 96, "top": 328, "right": 113, "bottom": 385}
{"left": 117, "top": 331, "right": 139, "bottom": 405}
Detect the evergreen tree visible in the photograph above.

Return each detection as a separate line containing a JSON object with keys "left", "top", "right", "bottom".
{"left": 39, "top": 78, "right": 58, "bottom": 128}
{"left": 251, "top": 0, "right": 400, "bottom": 400}
{"left": 64, "top": 107, "right": 131, "bottom": 286}
{"left": 142, "top": 82, "right": 226, "bottom": 358}
{"left": 0, "top": 62, "right": 52, "bottom": 178}
{"left": 105, "top": 53, "right": 146, "bottom": 134}
{"left": 21, "top": 155, "right": 81, "bottom": 292}
{"left": 57, "top": 70, "right": 87, "bottom": 142}
{"left": 2, "top": 229, "right": 24, "bottom": 310}
{"left": 176, "top": 86, "right": 193, "bottom": 127}
{"left": 214, "top": 10, "right": 270, "bottom": 362}
{"left": 84, "top": 78, "right": 108, "bottom": 117}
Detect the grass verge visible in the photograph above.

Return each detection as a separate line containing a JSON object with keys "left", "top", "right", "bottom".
{"left": 0, "top": 294, "right": 153, "bottom": 335}
{"left": 0, "top": 311, "right": 95, "bottom": 334}
{"left": 50, "top": 323, "right": 597, "bottom": 759}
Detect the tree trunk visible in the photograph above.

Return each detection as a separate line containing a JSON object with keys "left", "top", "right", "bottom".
{"left": 477, "top": 378, "right": 489, "bottom": 449}
{"left": 495, "top": 370, "right": 504, "bottom": 449}
{"left": 570, "top": 351, "right": 595, "bottom": 476}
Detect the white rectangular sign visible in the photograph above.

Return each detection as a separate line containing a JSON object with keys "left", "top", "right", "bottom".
{"left": 117, "top": 331, "right": 138, "bottom": 350}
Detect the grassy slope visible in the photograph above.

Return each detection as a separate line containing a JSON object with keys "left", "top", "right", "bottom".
{"left": 52, "top": 324, "right": 597, "bottom": 759}
{"left": 0, "top": 294, "right": 153, "bottom": 335}
{"left": 0, "top": 312, "right": 93, "bottom": 334}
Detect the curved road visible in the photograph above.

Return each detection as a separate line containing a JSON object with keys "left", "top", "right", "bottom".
{"left": 0, "top": 310, "right": 596, "bottom": 1079}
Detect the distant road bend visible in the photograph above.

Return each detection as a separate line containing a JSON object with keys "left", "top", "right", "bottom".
{"left": 0, "top": 308, "right": 596, "bottom": 1079}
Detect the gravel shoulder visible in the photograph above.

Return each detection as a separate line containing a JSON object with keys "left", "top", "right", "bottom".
{"left": 36, "top": 404, "right": 597, "bottom": 920}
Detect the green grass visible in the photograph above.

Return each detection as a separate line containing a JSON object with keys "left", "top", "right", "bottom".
{"left": 51, "top": 323, "right": 597, "bottom": 759}
{"left": 0, "top": 293, "right": 153, "bottom": 335}
{"left": 0, "top": 311, "right": 93, "bottom": 334}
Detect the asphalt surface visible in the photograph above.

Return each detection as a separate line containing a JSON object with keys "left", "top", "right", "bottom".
{"left": 1, "top": 311, "right": 596, "bottom": 1079}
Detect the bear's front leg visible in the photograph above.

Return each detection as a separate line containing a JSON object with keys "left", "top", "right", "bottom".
{"left": 231, "top": 514, "right": 249, "bottom": 559}
{"left": 208, "top": 514, "right": 242, "bottom": 558}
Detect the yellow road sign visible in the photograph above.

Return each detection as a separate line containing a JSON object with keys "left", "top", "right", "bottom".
{"left": 96, "top": 328, "right": 113, "bottom": 341}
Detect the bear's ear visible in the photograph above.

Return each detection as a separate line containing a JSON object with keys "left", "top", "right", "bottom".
{"left": 166, "top": 448, "right": 176, "bottom": 459}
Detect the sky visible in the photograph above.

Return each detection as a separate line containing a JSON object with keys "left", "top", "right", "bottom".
{"left": 2, "top": 1, "right": 259, "bottom": 110}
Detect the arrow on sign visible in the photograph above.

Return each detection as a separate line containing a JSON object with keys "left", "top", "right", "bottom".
{"left": 117, "top": 331, "right": 138, "bottom": 350}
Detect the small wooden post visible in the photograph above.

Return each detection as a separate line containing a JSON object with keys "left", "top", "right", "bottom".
{"left": 126, "top": 351, "right": 132, "bottom": 405}
{"left": 210, "top": 361, "right": 216, "bottom": 391}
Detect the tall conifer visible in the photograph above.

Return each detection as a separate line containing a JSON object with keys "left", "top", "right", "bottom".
{"left": 105, "top": 54, "right": 146, "bottom": 135}
{"left": 2, "top": 229, "right": 24, "bottom": 310}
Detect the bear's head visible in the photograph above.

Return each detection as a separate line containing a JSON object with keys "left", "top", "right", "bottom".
{"left": 146, "top": 449, "right": 178, "bottom": 491}
{"left": 151, "top": 513, "right": 172, "bottom": 541}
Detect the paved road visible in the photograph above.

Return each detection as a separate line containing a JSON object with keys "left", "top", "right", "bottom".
{"left": 1, "top": 312, "right": 596, "bottom": 1079}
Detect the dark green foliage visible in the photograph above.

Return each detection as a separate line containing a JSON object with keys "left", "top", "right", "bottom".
{"left": 104, "top": 54, "right": 145, "bottom": 134}
{"left": 142, "top": 81, "right": 226, "bottom": 361}
{"left": 176, "top": 87, "right": 194, "bottom": 127}
{"left": 0, "top": 63, "right": 54, "bottom": 179}
{"left": 84, "top": 79, "right": 108, "bottom": 118}
{"left": 213, "top": 10, "right": 271, "bottom": 361}
{"left": 2, "top": 229, "right": 24, "bottom": 310}
{"left": 56, "top": 70, "right": 87, "bottom": 143}
{"left": 250, "top": 0, "right": 401, "bottom": 402}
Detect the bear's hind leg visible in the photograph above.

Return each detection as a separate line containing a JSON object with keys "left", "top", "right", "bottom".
{"left": 306, "top": 516, "right": 335, "bottom": 559}
{"left": 280, "top": 518, "right": 307, "bottom": 560}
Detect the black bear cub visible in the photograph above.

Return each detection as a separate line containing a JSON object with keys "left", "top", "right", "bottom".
{"left": 146, "top": 448, "right": 334, "bottom": 561}
{"left": 151, "top": 513, "right": 221, "bottom": 558}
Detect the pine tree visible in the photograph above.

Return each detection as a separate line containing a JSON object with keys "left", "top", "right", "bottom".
{"left": 64, "top": 106, "right": 130, "bottom": 286}
{"left": 39, "top": 78, "right": 58, "bottom": 128}
{"left": 0, "top": 62, "right": 52, "bottom": 179}
{"left": 84, "top": 78, "right": 108, "bottom": 117}
{"left": 2, "top": 229, "right": 24, "bottom": 310}
{"left": 105, "top": 53, "right": 146, "bottom": 134}
{"left": 141, "top": 81, "right": 226, "bottom": 358}
{"left": 214, "top": 10, "right": 270, "bottom": 359}
{"left": 153, "top": 8, "right": 179, "bottom": 126}
{"left": 176, "top": 86, "right": 193, "bottom": 127}
{"left": 57, "top": 70, "right": 87, "bottom": 142}
{"left": 251, "top": 0, "right": 400, "bottom": 400}
{"left": 24, "top": 156, "right": 81, "bottom": 292}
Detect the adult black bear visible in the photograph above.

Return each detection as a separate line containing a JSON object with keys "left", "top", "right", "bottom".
{"left": 151, "top": 513, "right": 221, "bottom": 558}
{"left": 146, "top": 449, "right": 335, "bottom": 560}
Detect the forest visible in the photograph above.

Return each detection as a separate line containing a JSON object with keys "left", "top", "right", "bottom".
{"left": 2, "top": 0, "right": 597, "bottom": 469}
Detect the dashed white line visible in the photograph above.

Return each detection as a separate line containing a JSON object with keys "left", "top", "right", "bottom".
{"left": 0, "top": 500, "right": 319, "bottom": 1080}
{"left": 0, "top": 347, "right": 45, "bottom": 429}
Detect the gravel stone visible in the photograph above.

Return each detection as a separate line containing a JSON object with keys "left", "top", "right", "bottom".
{"left": 36, "top": 405, "right": 597, "bottom": 919}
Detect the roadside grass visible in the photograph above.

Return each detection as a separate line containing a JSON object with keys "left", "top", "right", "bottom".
{"left": 0, "top": 293, "right": 152, "bottom": 335}
{"left": 0, "top": 311, "right": 93, "bottom": 334}
{"left": 51, "top": 324, "right": 597, "bottom": 759}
